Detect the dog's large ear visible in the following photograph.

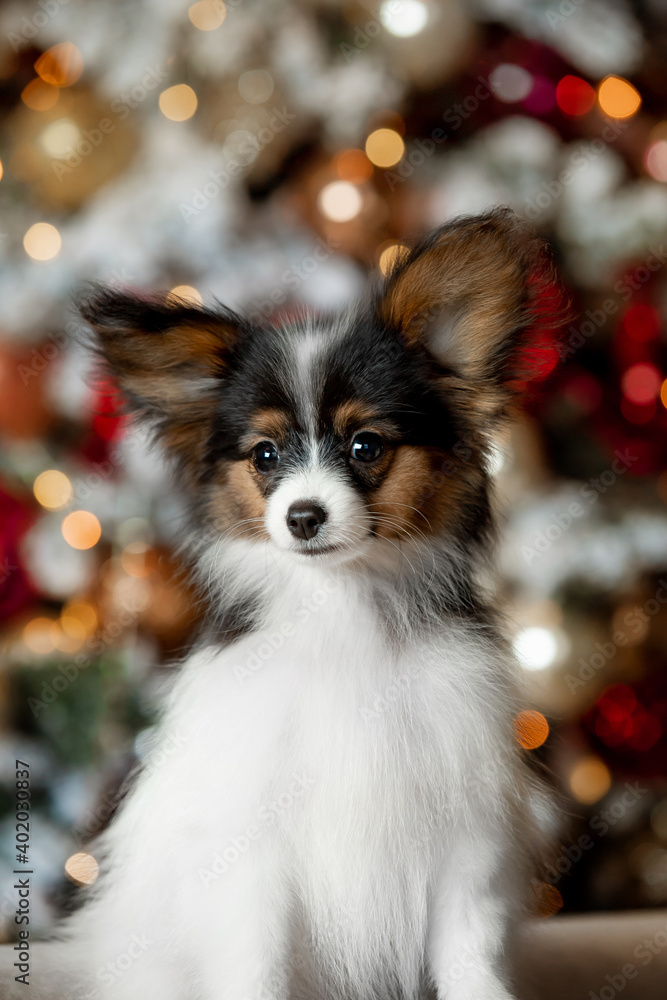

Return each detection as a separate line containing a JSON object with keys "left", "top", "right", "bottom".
{"left": 377, "top": 208, "right": 560, "bottom": 420}
{"left": 79, "top": 286, "right": 243, "bottom": 457}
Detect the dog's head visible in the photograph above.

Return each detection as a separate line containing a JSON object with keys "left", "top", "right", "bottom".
{"left": 80, "top": 209, "right": 557, "bottom": 571}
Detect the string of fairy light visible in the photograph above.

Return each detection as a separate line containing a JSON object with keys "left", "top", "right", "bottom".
{"left": 3, "top": 0, "right": 666, "bottom": 907}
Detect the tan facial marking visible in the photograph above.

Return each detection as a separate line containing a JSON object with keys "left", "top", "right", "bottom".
{"left": 371, "top": 446, "right": 432, "bottom": 539}
{"left": 332, "top": 401, "right": 380, "bottom": 437}
{"left": 244, "top": 407, "right": 291, "bottom": 448}
{"left": 205, "top": 460, "right": 269, "bottom": 539}
{"left": 370, "top": 445, "right": 484, "bottom": 540}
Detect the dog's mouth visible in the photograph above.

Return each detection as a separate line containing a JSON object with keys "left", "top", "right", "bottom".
{"left": 297, "top": 544, "right": 339, "bottom": 557}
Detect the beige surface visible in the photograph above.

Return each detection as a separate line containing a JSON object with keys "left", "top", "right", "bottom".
{"left": 1, "top": 912, "right": 666, "bottom": 998}
{"left": 516, "top": 910, "right": 667, "bottom": 1000}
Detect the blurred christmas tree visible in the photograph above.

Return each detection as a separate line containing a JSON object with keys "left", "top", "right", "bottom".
{"left": 1, "top": 0, "right": 667, "bottom": 936}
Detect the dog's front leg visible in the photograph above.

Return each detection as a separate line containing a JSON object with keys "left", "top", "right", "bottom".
{"left": 192, "top": 851, "right": 290, "bottom": 1000}
{"left": 427, "top": 825, "right": 517, "bottom": 1000}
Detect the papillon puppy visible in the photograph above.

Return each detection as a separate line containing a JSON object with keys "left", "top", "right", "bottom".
{"left": 7, "top": 208, "right": 557, "bottom": 1000}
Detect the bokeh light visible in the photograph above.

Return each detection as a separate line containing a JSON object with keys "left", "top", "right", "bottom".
{"left": 121, "top": 541, "right": 152, "bottom": 578}
{"left": 61, "top": 599, "right": 98, "bottom": 638}
{"left": 317, "top": 181, "right": 363, "bottom": 222}
{"left": 23, "top": 223, "right": 62, "bottom": 261}
{"left": 365, "top": 128, "right": 405, "bottom": 168}
{"left": 598, "top": 76, "right": 641, "bottom": 119}
{"left": 379, "top": 0, "right": 428, "bottom": 37}
{"left": 21, "top": 78, "right": 59, "bottom": 111}
{"left": 490, "top": 64, "right": 533, "bottom": 103}
{"left": 167, "top": 285, "right": 202, "bottom": 306}
{"left": 621, "top": 397, "right": 656, "bottom": 424}
{"left": 238, "top": 69, "right": 274, "bottom": 104}
{"left": 533, "top": 881, "right": 564, "bottom": 917}
{"left": 65, "top": 852, "right": 99, "bottom": 886}
{"left": 514, "top": 710, "right": 550, "bottom": 750}
{"left": 570, "top": 756, "right": 612, "bottom": 804}
{"left": 52, "top": 622, "right": 84, "bottom": 653}
{"left": 188, "top": 0, "right": 226, "bottom": 30}
{"left": 336, "top": 149, "right": 373, "bottom": 183}
{"left": 556, "top": 75, "right": 596, "bottom": 116}
{"left": 378, "top": 243, "right": 409, "bottom": 274}
{"left": 159, "top": 84, "right": 198, "bottom": 121}
{"left": 34, "top": 469, "right": 73, "bottom": 510}
{"left": 594, "top": 684, "right": 663, "bottom": 752}
{"left": 23, "top": 617, "right": 57, "bottom": 655}
{"left": 645, "top": 140, "right": 667, "bottom": 182}
{"left": 35, "top": 43, "right": 84, "bottom": 87}
{"left": 621, "top": 304, "right": 661, "bottom": 342}
{"left": 62, "top": 511, "right": 102, "bottom": 550}
{"left": 40, "top": 119, "right": 81, "bottom": 159}
{"left": 621, "top": 362, "right": 662, "bottom": 405}
{"left": 513, "top": 627, "right": 559, "bottom": 670}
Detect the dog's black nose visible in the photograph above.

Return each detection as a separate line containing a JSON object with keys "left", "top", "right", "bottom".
{"left": 286, "top": 502, "right": 327, "bottom": 541}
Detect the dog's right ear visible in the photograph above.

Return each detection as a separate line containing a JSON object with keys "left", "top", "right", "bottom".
{"left": 79, "top": 286, "right": 244, "bottom": 456}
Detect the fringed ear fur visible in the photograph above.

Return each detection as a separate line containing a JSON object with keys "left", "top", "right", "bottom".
{"left": 79, "top": 286, "right": 243, "bottom": 457}
{"left": 376, "top": 208, "right": 563, "bottom": 420}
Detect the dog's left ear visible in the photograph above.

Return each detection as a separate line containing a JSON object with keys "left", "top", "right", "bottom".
{"left": 377, "top": 208, "right": 559, "bottom": 419}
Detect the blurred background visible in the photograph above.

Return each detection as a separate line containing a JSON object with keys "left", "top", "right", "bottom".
{"left": 0, "top": 0, "right": 667, "bottom": 940}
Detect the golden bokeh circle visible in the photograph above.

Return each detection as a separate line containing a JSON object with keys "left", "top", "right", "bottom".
{"left": 365, "top": 128, "right": 405, "bottom": 168}
{"left": 61, "top": 510, "right": 102, "bottom": 550}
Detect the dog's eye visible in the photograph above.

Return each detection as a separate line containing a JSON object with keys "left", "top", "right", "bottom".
{"left": 350, "top": 432, "right": 384, "bottom": 464}
{"left": 253, "top": 441, "right": 280, "bottom": 473}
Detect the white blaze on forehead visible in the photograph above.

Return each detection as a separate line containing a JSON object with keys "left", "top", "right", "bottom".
{"left": 294, "top": 332, "right": 323, "bottom": 432}
{"left": 290, "top": 317, "right": 351, "bottom": 433}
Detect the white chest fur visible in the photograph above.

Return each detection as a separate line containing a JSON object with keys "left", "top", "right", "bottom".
{"left": 80, "top": 564, "right": 524, "bottom": 1000}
